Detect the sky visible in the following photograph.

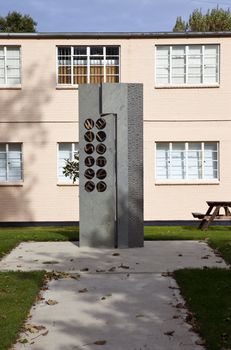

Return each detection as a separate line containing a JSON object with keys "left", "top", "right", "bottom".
{"left": 0, "top": 0, "right": 230, "bottom": 32}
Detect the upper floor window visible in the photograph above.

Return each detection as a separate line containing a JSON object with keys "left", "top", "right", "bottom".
{"left": 0, "top": 143, "right": 23, "bottom": 182}
{"left": 57, "top": 46, "right": 120, "bottom": 85}
{"left": 58, "top": 142, "right": 78, "bottom": 183}
{"left": 156, "top": 142, "right": 218, "bottom": 181}
{"left": 0, "top": 46, "right": 21, "bottom": 86}
{"left": 156, "top": 45, "right": 219, "bottom": 86}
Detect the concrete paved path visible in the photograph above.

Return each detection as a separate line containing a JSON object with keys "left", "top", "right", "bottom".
{"left": 0, "top": 241, "right": 227, "bottom": 350}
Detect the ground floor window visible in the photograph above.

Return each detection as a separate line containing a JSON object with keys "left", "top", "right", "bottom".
{"left": 58, "top": 143, "right": 78, "bottom": 182}
{"left": 156, "top": 141, "right": 218, "bottom": 181}
{"left": 0, "top": 143, "right": 23, "bottom": 182}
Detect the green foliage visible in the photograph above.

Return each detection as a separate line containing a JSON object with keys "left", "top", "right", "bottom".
{"left": 173, "top": 16, "right": 187, "bottom": 32}
{"left": 173, "top": 7, "right": 231, "bottom": 32}
{"left": 62, "top": 152, "right": 79, "bottom": 183}
{"left": 0, "top": 11, "right": 37, "bottom": 33}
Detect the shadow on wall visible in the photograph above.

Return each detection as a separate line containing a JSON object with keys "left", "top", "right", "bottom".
{"left": 0, "top": 64, "right": 55, "bottom": 222}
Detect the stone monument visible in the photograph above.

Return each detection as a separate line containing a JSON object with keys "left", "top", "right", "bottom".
{"left": 79, "top": 83, "right": 143, "bottom": 248}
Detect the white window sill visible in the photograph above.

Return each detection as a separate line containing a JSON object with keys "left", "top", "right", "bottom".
{"left": 155, "top": 84, "right": 219, "bottom": 89}
{"left": 56, "top": 85, "right": 79, "bottom": 90}
{"left": 0, "top": 182, "right": 23, "bottom": 186}
{"left": 0, "top": 85, "right": 22, "bottom": 90}
{"left": 155, "top": 180, "right": 220, "bottom": 186}
{"left": 57, "top": 182, "right": 79, "bottom": 186}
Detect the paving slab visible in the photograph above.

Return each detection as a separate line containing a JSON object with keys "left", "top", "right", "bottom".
{"left": 0, "top": 241, "right": 227, "bottom": 350}
{"left": 0, "top": 241, "right": 226, "bottom": 273}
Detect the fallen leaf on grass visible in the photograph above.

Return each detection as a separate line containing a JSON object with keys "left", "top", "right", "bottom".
{"left": 78, "top": 288, "right": 88, "bottom": 293}
{"left": 96, "top": 269, "right": 106, "bottom": 273}
{"left": 42, "top": 261, "right": 59, "bottom": 265}
{"left": 136, "top": 314, "right": 145, "bottom": 318}
{"left": 80, "top": 268, "right": 89, "bottom": 272}
{"left": 112, "top": 253, "right": 120, "bottom": 256}
{"left": 46, "top": 299, "right": 58, "bottom": 305}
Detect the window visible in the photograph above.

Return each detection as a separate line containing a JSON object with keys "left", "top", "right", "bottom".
{"left": 58, "top": 143, "right": 78, "bottom": 182}
{"left": 0, "top": 46, "right": 21, "bottom": 86}
{"left": 0, "top": 144, "right": 23, "bottom": 182}
{"left": 156, "top": 45, "right": 219, "bottom": 85}
{"left": 57, "top": 46, "right": 120, "bottom": 85}
{"left": 156, "top": 142, "right": 218, "bottom": 181}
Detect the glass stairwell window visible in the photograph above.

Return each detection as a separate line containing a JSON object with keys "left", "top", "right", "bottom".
{"left": 57, "top": 46, "right": 120, "bottom": 85}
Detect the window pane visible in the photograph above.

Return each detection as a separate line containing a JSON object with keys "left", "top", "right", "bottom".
{"left": 188, "top": 143, "right": 202, "bottom": 179}
{"left": 90, "top": 47, "right": 103, "bottom": 55}
{"left": 204, "top": 142, "right": 218, "bottom": 179}
{"left": 58, "top": 143, "right": 78, "bottom": 182}
{"left": 156, "top": 143, "right": 169, "bottom": 179}
{"left": 156, "top": 44, "right": 219, "bottom": 85}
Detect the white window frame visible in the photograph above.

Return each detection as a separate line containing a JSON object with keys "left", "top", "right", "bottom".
{"left": 155, "top": 44, "right": 220, "bottom": 87}
{"left": 155, "top": 141, "right": 219, "bottom": 184}
{"left": 0, "top": 143, "right": 23, "bottom": 183}
{"left": 56, "top": 45, "right": 120, "bottom": 86}
{"left": 0, "top": 46, "right": 21, "bottom": 87}
{"left": 57, "top": 142, "right": 79, "bottom": 185}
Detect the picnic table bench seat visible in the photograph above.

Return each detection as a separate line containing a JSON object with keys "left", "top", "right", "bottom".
{"left": 193, "top": 201, "right": 231, "bottom": 230}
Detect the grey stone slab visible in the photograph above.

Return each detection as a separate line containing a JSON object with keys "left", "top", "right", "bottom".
{"left": 0, "top": 241, "right": 227, "bottom": 273}
{"left": 13, "top": 274, "right": 203, "bottom": 350}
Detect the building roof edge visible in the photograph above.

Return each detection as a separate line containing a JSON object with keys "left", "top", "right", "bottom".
{"left": 0, "top": 31, "right": 231, "bottom": 39}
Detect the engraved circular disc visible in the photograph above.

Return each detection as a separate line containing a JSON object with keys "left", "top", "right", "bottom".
{"left": 84, "top": 119, "right": 94, "bottom": 130}
{"left": 84, "top": 156, "right": 95, "bottom": 167}
{"left": 96, "top": 181, "right": 107, "bottom": 192}
{"left": 96, "top": 131, "right": 106, "bottom": 142}
{"left": 84, "top": 143, "right": 95, "bottom": 154}
{"left": 85, "top": 181, "right": 95, "bottom": 192}
{"left": 84, "top": 131, "right": 94, "bottom": 142}
{"left": 96, "top": 118, "right": 106, "bottom": 130}
{"left": 96, "top": 143, "right": 106, "bottom": 155}
{"left": 96, "top": 169, "right": 107, "bottom": 180}
{"left": 96, "top": 156, "right": 107, "bottom": 167}
{"left": 84, "top": 168, "right": 95, "bottom": 179}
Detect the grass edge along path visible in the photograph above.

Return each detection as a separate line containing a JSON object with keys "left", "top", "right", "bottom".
{"left": 0, "top": 271, "right": 46, "bottom": 350}
{"left": 174, "top": 268, "right": 231, "bottom": 350}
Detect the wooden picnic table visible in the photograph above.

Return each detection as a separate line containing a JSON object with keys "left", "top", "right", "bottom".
{"left": 192, "top": 201, "right": 231, "bottom": 230}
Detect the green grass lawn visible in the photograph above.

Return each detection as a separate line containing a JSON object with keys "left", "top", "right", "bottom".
{"left": 0, "top": 225, "right": 230, "bottom": 350}
{"left": 0, "top": 271, "right": 45, "bottom": 350}
{"left": 175, "top": 269, "right": 231, "bottom": 350}
{"left": 0, "top": 226, "right": 79, "bottom": 259}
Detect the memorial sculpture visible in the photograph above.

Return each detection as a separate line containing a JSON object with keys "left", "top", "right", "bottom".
{"left": 79, "top": 83, "right": 143, "bottom": 248}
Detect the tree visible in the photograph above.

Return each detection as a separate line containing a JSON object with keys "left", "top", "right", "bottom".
{"left": 62, "top": 153, "right": 79, "bottom": 183}
{"left": 173, "top": 7, "right": 231, "bottom": 32}
{"left": 173, "top": 16, "right": 187, "bottom": 32}
{"left": 0, "top": 11, "right": 37, "bottom": 33}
